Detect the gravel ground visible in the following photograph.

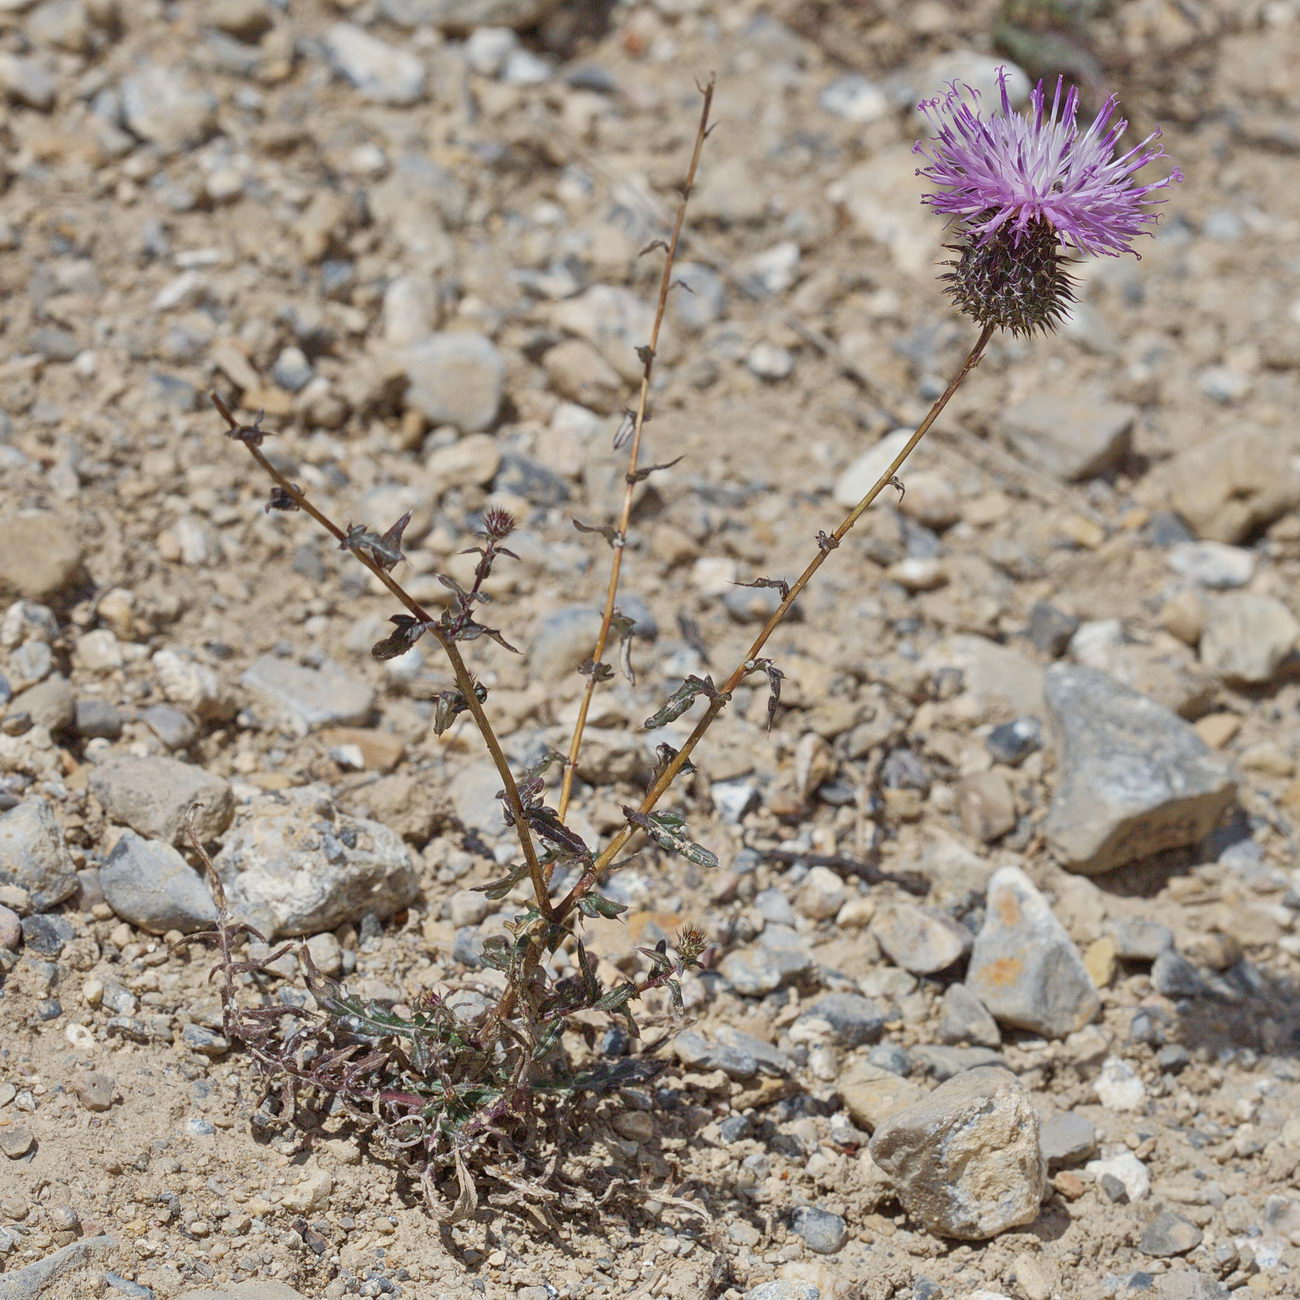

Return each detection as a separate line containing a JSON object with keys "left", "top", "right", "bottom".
{"left": 2, "top": 1, "right": 1300, "bottom": 1298}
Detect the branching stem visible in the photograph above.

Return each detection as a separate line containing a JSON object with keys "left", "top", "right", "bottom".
{"left": 211, "top": 394, "right": 553, "bottom": 921}
{"left": 554, "top": 323, "right": 996, "bottom": 923}
{"left": 556, "top": 77, "right": 716, "bottom": 825}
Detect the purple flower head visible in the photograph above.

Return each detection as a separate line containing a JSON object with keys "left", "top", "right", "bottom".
{"left": 914, "top": 68, "right": 1182, "bottom": 259}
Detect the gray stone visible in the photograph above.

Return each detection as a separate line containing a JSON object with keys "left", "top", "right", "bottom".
{"left": 0, "top": 1235, "right": 115, "bottom": 1300}
{"left": 323, "top": 23, "right": 426, "bottom": 105}
{"left": 142, "top": 703, "right": 198, "bottom": 750}
{"left": 1039, "top": 1111, "right": 1097, "bottom": 1168}
{"left": 0, "top": 52, "right": 55, "bottom": 110}
{"left": 0, "top": 904, "right": 19, "bottom": 950}
{"left": 742, "top": 1285, "right": 820, "bottom": 1300}
{"left": 800, "top": 993, "right": 887, "bottom": 1047}
{"left": 833, "top": 427, "right": 913, "bottom": 509}
{"left": 530, "top": 604, "right": 600, "bottom": 681}
{"left": 1140, "top": 1210, "right": 1203, "bottom": 1258}
{"left": 378, "top": 0, "right": 558, "bottom": 32}
{"left": 214, "top": 787, "right": 417, "bottom": 938}
{"left": 674, "top": 1029, "right": 757, "bottom": 1080}
{"left": 11, "top": 675, "right": 74, "bottom": 731}
{"left": 868, "top": 1066, "right": 1046, "bottom": 1240}
{"left": 789, "top": 1205, "right": 847, "bottom": 1254}
{"left": 937, "top": 983, "right": 1001, "bottom": 1048}
{"left": 242, "top": 655, "right": 374, "bottom": 735}
{"left": 986, "top": 717, "right": 1043, "bottom": 766}
{"left": 819, "top": 74, "right": 889, "bottom": 123}
{"left": 72, "top": 1071, "right": 114, "bottom": 1112}
{"left": 1160, "top": 427, "right": 1300, "bottom": 543}
{"left": 120, "top": 63, "right": 216, "bottom": 152}
{"left": 966, "top": 865, "right": 1099, "bottom": 1038}
{"left": 872, "top": 901, "right": 972, "bottom": 974}
{"left": 719, "top": 927, "right": 812, "bottom": 996}
{"left": 1028, "top": 601, "right": 1080, "bottom": 658}
{"left": 1200, "top": 592, "right": 1298, "bottom": 685}
{"left": 90, "top": 754, "right": 232, "bottom": 844}
{"left": 1003, "top": 387, "right": 1135, "bottom": 481}
{"left": 100, "top": 832, "right": 217, "bottom": 935}
{"left": 74, "top": 698, "right": 122, "bottom": 739}
{"left": 911, "top": 1045, "right": 1006, "bottom": 1081}
{"left": 943, "top": 634, "right": 1046, "bottom": 720}
{"left": 176, "top": 1283, "right": 311, "bottom": 1300}
{"left": 403, "top": 331, "right": 504, "bottom": 432}
{"left": 1043, "top": 665, "right": 1236, "bottom": 875}
{"left": 1167, "top": 541, "right": 1256, "bottom": 589}
{"left": 1151, "top": 950, "right": 1214, "bottom": 999}
{"left": 19, "top": 912, "right": 72, "bottom": 955}
{"left": 0, "top": 797, "right": 77, "bottom": 910}
{"left": 1110, "top": 918, "right": 1174, "bottom": 962}
{"left": 957, "top": 769, "right": 1017, "bottom": 843}
{"left": 551, "top": 285, "right": 655, "bottom": 384}
{"left": 208, "top": 0, "right": 272, "bottom": 40}
{"left": 1152, "top": 1275, "right": 1229, "bottom": 1300}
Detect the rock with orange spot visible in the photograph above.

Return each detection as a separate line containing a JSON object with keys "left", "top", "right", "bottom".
{"left": 967, "top": 866, "right": 1099, "bottom": 1038}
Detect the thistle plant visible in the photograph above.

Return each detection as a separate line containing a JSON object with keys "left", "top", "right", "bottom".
{"left": 192, "top": 71, "right": 1179, "bottom": 1223}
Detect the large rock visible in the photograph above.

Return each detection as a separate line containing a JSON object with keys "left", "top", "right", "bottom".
{"left": 0, "top": 797, "right": 77, "bottom": 911}
{"left": 940, "top": 634, "right": 1046, "bottom": 721}
{"left": 868, "top": 1066, "right": 1045, "bottom": 1239}
{"left": 100, "top": 832, "right": 217, "bottom": 934}
{"left": 378, "top": 0, "right": 558, "bottom": 32}
{"left": 403, "top": 332, "right": 504, "bottom": 432}
{"left": 214, "top": 787, "right": 417, "bottom": 938}
{"left": 241, "top": 655, "right": 374, "bottom": 736}
{"left": 1003, "top": 387, "right": 1135, "bottom": 481}
{"left": 966, "top": 866, "right": 1099, "bottom": 1038}
{"left": 1199, "top": 593, "right": 1298, "bottom": 685}
{"left": 872, "top": 901, "right": 972, "bottom": 974}
{"left": 178, "top": 1283, "right": 311, "bottom": 1300}
{"left": 1160, "top": 427, "right": 1300, "bottom": 543}
{"left": 1043, "top": 665, "right": 1236, "bottom": 874}
{"left": 0, "top": 512, "right": 82, "bottom": 600}
{"left": 322, "top": 23, "right": 426, "bottom": 105}
{"left": 90, "top": 755, "right": 233, "bottom": 845}
{"left": 120, "top": 63, "right": 216, "bottom": 152}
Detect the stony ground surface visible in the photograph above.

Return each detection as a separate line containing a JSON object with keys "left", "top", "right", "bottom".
{"left": 3, "top": 0, "right": 1300, "bottom": 1297}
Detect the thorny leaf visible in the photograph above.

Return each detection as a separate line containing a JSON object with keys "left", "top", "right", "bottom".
{"left": 732, "top": 575, "right": 791, "bottom": 601}
{"left": 745, "top": 657, "right": 785, "bottom": 733}
{"left": 473, "top": 863, "right": 532, "bottom": 901}
{"left": 638, "top": 239, "right": 669, "bottom": 258}
{"left": 650, "top": 742, "right": 696, "bottom": 786}
{"left": 627, "top": 454, "right": 684, "bottom": 486}
{"left": 611, "top": 608, "right": 637, "bottom": 686}
{"left": 643, "top": 674, "right": 728, "bottom": 730}
{"left": 432, "top": 681, "right": 489, "bottom": 735}
{"left": 455, "top": 621, "right": 520, "bottom": 655}
{"left": 572, "top": 518, "right": 624, "bottom": 549}
{"left": 889, "top": 474, "right": 906, "bottom": 500}
{"left": 579, "top": 658, "right": 615, "bottom": 683}
{"left": 613, "top": 410, "right": 635, "bottom": 451}
{"left": 371, "top": 614, "right": 427, "bottom": 661}
{"left": 339, "top": 521, "right": 406, "bottom": 572}
{"left": 622, "top": 807, "right": 719, "bottom": 870}
{"left": 816, "top": 530, "right": 839, "bottom": 553}
{"left": 265, "top": 485, "right": 301, "bottom": 513}
{"left": 576, "top": 893, "right": 627, "bottom": 919}
{"left": 635, "top": 344, "right": 655, "bottom": 367}
{"left": 525, "top": 805, "right": 592, "bottom": 862}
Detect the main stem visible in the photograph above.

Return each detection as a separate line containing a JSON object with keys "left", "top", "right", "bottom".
{"left": 554, "top": 323, "right": 995, "bottom": 923}
{"left": 556, "top": 78, "right": 715, "bottom": 825}
{"left": 214, "top": 398, "right": 552, "bottom": 920}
